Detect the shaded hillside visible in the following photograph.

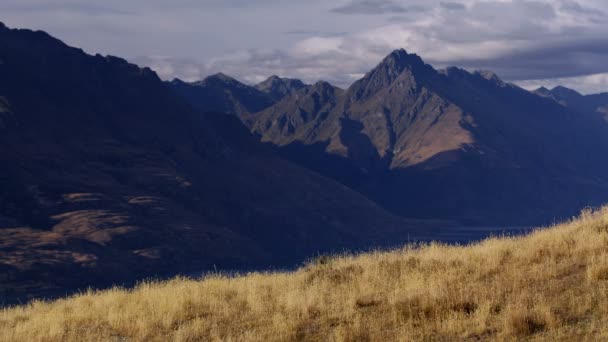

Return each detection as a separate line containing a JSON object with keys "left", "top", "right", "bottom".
{"left": 3, "top": 207, "right": 608, "bottom": 341}
{"left": 244, "top": 50, "right": 608, "bottom": 224}
{"left": 0, "top": 23, "right": 423, "bottom": 303}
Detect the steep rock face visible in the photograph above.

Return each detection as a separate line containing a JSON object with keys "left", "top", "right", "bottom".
{"left": 244, "top": 49, "right": 608, "bottom": 224}
{"left": 0, "top": 24, "right": 420, "bottom": 303}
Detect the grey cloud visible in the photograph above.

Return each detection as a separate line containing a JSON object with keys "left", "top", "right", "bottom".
{"left": 469, "top": 0, "right": 556, "bottom": 22}
{"left": 0, "top": 0, "right": 312, "bottom": 15}
{"left": 133, "top": 56, "right": 208, "bottom": 82}
{"left": 440, "top": 2, "right": 466, "bottom": 11}
{"left": 137, "top": 46, "right": 374, "bottom": 88}
{"left": 208, "top": 49, "right": 364, "bottom": 86}
{"left": 387, "top": 7, "right": 430, "bottom": 22}
{"left": 560, "top": 1, "right": 607, "bottom": 23}
{"left": 450, "top": 38, "right": 608, "bottom": 81}
{"left": 5, "top": 0, "right": 608, "bottom": 94}
{"left": 0, "top": 2, "right": 134, "bottom": 16}
{"left": 284, "top": 30, "right": 349, "bottom": 37}
{"left": 331, "top": 0, "right": 408, "bottom": 15}
{"left": 131, "top": 0, "right": 608, "bottom": 94}
{"left": 208, "top": 0, "right": 608, "bottom": 92}
{"left": 560, "top": 1, "right": 604, "bottom": 15}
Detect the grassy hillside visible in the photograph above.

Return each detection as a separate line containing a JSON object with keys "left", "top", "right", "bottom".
{"left": 2, "top": 208, "right": 608, "bottom": 341}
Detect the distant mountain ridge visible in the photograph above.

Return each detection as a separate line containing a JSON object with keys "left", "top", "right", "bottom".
{"left": 534, "top": 86, "right": 608, "bottom": 121}
{"left": 168, "top": 73, "right": 275, "bottom": 116}
{"left": 168, "top": 74, "right": 313, "bottom": 116}
{"left": 174, "top": 49, "right": 608, "bottom": 224}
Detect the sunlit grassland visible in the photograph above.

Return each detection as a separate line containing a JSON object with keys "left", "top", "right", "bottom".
{"left": 2, "top": 207, "right": 608, "bottom": 341}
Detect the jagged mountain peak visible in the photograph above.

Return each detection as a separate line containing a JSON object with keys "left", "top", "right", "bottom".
{"left": 266, "top": 75, "right": 281, "bottom": 81}
{"left": 474, "top": 70, "right": 507, "bottom": 86}
{"left": 535, "top": 86, "right": 551, "bottom": 93}
{"left": 169, "top": 78, "right": 186, "bottom": 85}
{"left": 373, "top": 48, "right": 432, "bottom": 79}
{"left": 200, "top": 72, "right": 242, "bottom": 86}
{"left": 533, "top": 86, "right": 554, "bottom": 98}
{"left": 255, "top": 75, "right": 307, "bottom": 101}
{"left": 302, "top": 81, "right": 342, "bottom": 104}
{"left": 312, "top": 80, "right": 337, "bottom": 90}
{"left": 210, "top": 72, "right": 233, "bottom": 80}
{"left": 551, "top": 85, "right": 583, "bottom": 98}
{"left": 258, "top": 75, "right": 293, "bottom": 85}
{"left": 381, "top": 49, "right": 426, "bottom": 70}
{"left": 348, "top": 49, "right": 435, "bottom": 101}
{"left": 440, "top": 66, "right": 465, "bottom": 74}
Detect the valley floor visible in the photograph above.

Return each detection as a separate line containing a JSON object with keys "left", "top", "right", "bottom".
{"left": 2, "top": 208, "right": 608, "bottom": 341}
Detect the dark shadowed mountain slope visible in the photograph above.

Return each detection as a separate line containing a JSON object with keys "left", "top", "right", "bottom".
{"left": 254, "top": 76, "right": 308, "bottom": 101}
{"left": 168, "top": 73, "right": 275, "bottom": 116}
{"left": 244, "top": 49, "right": 608, "bottom": 224}
{"left": 0, "top": 24, "right": 423, "bottom": 304}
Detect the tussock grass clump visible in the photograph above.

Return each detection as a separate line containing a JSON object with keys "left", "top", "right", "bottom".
{"left": 2, "top": 207, "right": 608, "bottom": 341}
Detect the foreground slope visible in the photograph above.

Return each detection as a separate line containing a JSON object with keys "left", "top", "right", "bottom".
{"left": 3, "top": 207, "right": 608, "bottom": 341}
{"left": 0, "top": 23, "right": 420, "bottom": 303}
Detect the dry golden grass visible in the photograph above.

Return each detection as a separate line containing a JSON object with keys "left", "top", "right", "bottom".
{"left": 2, "top": 207, "right": 608, "bottom": 341}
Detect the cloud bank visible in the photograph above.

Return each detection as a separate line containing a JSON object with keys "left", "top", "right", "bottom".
{"left": 2, "top": 0, "right": 608, "bottom": 93}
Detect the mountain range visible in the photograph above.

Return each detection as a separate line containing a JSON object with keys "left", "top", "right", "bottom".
{"left": 2, "top": 22, "right": 608, "bottom": 303}
{"left": 172, "top": 50, "right": 608, "bottom": 225}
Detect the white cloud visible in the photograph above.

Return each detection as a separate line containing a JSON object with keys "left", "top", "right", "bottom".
{"left": 133, "top": 56, "right": 207, "bottom": 82}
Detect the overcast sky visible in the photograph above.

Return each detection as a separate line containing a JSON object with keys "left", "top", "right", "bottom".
{"left": 2, "top": 0, "right": 608, "bottom": 94}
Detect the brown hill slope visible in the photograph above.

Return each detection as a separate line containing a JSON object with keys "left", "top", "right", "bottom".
{"left": 2, "top": 207, "right": 607, "bottom": 341}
